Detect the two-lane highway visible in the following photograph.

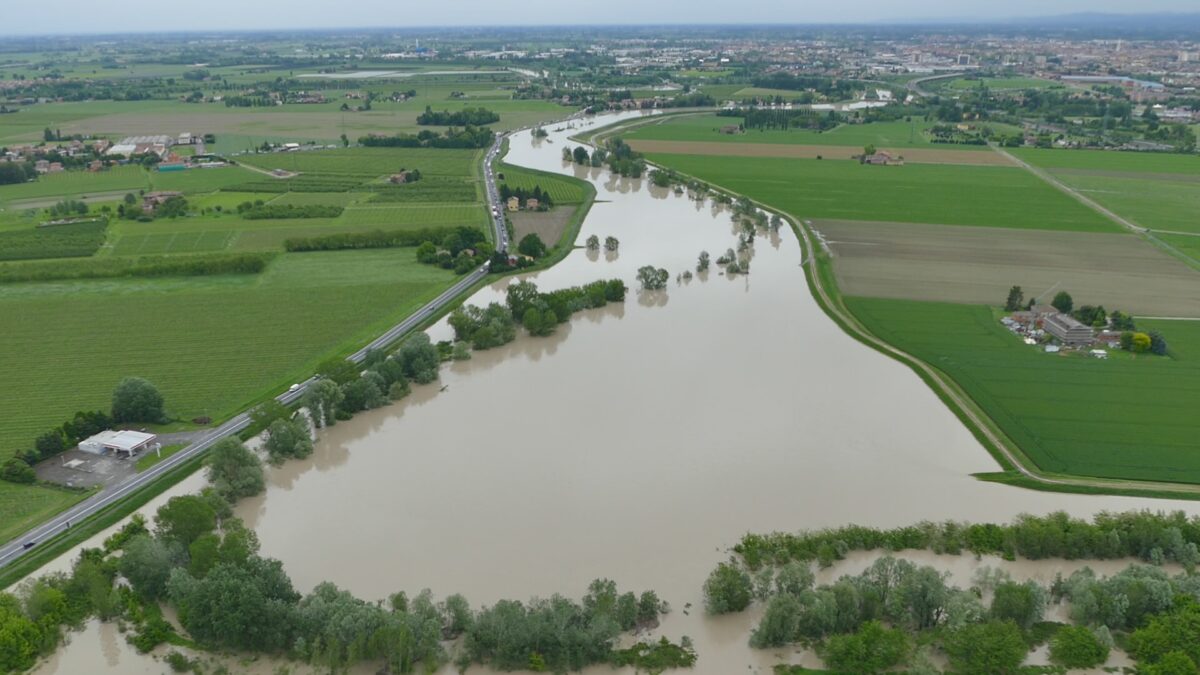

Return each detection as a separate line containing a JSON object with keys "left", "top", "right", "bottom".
{"left": 0, "top": 131, "right": 514, "bottom": 571}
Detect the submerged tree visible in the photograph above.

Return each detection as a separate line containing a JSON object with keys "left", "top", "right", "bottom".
{"left": 637, "top": 266, "right": 669, "bottom": 291}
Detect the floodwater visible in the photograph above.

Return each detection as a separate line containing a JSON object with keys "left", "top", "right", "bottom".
{"left": 28, "top": 112, "right": 1200, "bottom": 674}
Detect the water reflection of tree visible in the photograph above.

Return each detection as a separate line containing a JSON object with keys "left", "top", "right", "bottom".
{"left": 637, "top": 289, "right": 669, "bottom": 308}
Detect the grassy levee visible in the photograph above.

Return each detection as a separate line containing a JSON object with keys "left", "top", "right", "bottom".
{"left": 649, "top": 156, "right": 1200, "bottom": 501}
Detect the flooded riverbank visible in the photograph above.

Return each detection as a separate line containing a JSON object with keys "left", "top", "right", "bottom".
{"left": 27, "top": 112, "right": 1200, "bottom": 674}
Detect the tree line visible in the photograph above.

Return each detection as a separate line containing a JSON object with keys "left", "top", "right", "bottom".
{"left": 498, "top": 183, "right": 554, "bottom": 209}
{"left": 450, "top": 278, "right": 627, "bottom": 348}
{"left": 238, "top": 203, "right": 344, "bottom": 219}
{"left": 415, "top": 105, "right": 499, "bottom": 126}
{"left": 284, "top": 226, "right": 480, "bottom": 253}
{"left": 718, "top": 107, "right": 840, "bottom": 132}
{"left": 359, "top": 125, "right": 495, "bottom": 149}
{"left": 734, "top": 510, "right": 1200, "bottom": 572}
{"left": 0, "top": 251, "right": 273, "bottom": 285}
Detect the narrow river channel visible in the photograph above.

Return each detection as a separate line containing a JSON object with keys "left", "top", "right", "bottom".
{"left": 32, "top": 112, "right": 1200, "bottom": 674}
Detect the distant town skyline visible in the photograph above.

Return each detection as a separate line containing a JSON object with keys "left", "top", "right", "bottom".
{"left": 3, "top": 0, "right": 1200, "bottom": 36}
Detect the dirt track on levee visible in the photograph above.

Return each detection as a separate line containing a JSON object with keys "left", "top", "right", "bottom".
{"left": 627, "top": 140, "right": 1017, "bottom": 166}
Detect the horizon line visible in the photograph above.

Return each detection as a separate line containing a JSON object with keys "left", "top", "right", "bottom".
{"left": 4, "top": 11, "right": 1200, "bottom": 40}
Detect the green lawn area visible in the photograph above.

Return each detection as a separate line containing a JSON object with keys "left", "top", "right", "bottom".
{"left": 846, "top": 297, "right": 1200, "bottom": 484}
{"left": 0, "top": 481, "right": 86, "bottom": 545}
{"left": 0, "top": 249, "right": 458, "bottom": 454}
{"left": 942, "top": 76, "right": 1062, "bottom": 91}
{"left": 135, "top": 443, "right": 187, "bottom": 471}
{"left": 1052, "top": 172, "right": 1200, "bottom": 235}
{"left": 498, "top": 162, "right": 587, "bottom": 204}
{"left": 1012, "top": 148, "right": 1200, "bottom": 174}
{"left": 625, "top": 114, "right": 1016, "bottom": 150}
{"left": 645, "top": 153, "right": 1116, "bottom": 232}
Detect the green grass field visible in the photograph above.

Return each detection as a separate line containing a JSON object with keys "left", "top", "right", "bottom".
{"left": 647, "top": 153, "right": 1116, "bottom": 232}
{"left": 847, "top": 298, "right": 1200, "bottom": 483}
{"left": 625, "top": 114, "right": 1016, "bottom": 150}
{"left": 942, "top": 76, "right": 1062, "bottom": 91}
{"left": 1012, "top": 148, "right": 1200, "bottom": 174}
{"left": 0, "top": 481, "right": 86, "bottom": 545}
{"left": 0, "top": 250, "right": 458, "bottom": 453}
{"left": 1053, "top": 172, "right": 1200, "bottom": 235}
{"left": 498, "top": 163, "right": 587, "bottom": 204}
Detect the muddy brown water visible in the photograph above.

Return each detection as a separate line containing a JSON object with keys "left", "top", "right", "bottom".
{"left": 29, "top": 112, "right": 1200, "bottom": 674}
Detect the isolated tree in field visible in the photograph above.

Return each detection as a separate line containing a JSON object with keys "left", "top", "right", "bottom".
{"left": 697, "top": 251, "right": 710, "bottom": 272}
{"left": 604, "top": 236, "right": 619, "bottom": 251}
{"left": 704, "top": 562, "right": 753, "bottom": 614}
{"left": 585, "top": 234, "right": 600, "bottom": 251}
{"left": 206, "top": 437, "right": 265, "bottom": 502}
{"left": 264, "top": 417, "right": 313, "bottom": 464}
{"left": 863, "top": 144, "right": 877, "bottom": 156}
{"left": 1004, "top": 285, "right": 1024, "bottom": 311}
{"left": 1051, "top": 290, "right": 1074, "bottom": 314}
{"left": 637, "top": 266, "right": 669, "bottom": 290}
{"left": 111, "top": 377, "right": 166, "bottom": 424}
{"left": 517, "top": 233, "right": 547, "bottom": 258}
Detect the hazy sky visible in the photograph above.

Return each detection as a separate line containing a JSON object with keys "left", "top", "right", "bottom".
{"left": 3, "top": 0, "right": 1197, "bottom": 36}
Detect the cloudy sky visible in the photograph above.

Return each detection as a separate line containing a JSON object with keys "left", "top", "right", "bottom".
{"left": 2, "top": 0, "right": 1197, "bottom": 35}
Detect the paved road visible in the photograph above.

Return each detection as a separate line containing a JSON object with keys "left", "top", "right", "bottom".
{"left": 0, "top": 133, "right": 513, "bottom": 571}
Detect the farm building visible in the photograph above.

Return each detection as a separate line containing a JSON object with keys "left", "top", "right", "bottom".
{"left": 389, "top": 170, "right": 412, "bottom": 184}
{"left": 1044, "top": 313, "right": 1094, "bottom": 346}
{"left": 525, "top": 198, "right": 539, "bottom": 210}
{"left": 142, "top": 191, "right": 184, "bottom": 212}
{"left": 862, "top": 150, "right": 904, "bottom": 166}
{"left": 78, "top": 430, "right": 159, "bottom": 457}
{"left": 507, "top": 196, "right": 520, "bottom": 212}
{"left": 719, "top": 125, "right": 741, "bottom": 134}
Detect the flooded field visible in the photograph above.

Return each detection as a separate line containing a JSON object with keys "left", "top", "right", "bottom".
{"left": 29, "top": 112, "right": 1200, "bottom": 674}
